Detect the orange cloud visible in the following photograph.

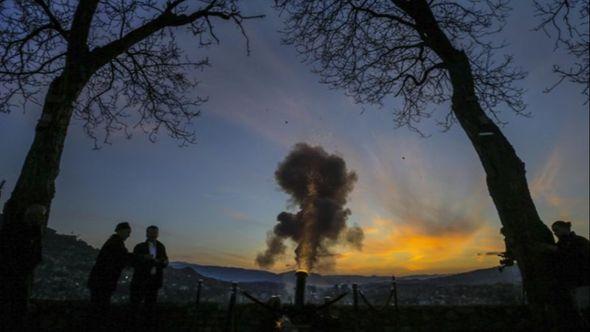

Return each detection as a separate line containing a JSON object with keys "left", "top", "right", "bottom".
{"left": 330, "top": 217, "right": 502, "bottom": 275}
{"left": 322, "top": 138, "right": 507, "bottom": 275}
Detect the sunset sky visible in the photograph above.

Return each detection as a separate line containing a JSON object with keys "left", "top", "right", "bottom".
{"left": 0, "top": 1, "right": 588, "bottom": 276}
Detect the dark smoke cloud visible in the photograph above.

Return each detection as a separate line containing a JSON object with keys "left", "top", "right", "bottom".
{"left": 344, "top": 226, "right": 364, "bottom": 250}
{"left": 255, "top": 232, "right": 287, "bottom": 267}
{"left": 256, "top": 143, "right": 362, "bottom": 271}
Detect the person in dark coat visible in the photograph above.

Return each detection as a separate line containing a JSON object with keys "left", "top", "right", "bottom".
{"left": 0, "top": 204, "right": 46, "bottom": 331}
{"left": 550, "top": 221, "right": 590, "bottom": 310}
{"left": 130, "top": 225, "right": 168, "bottom": 320}
{"left": 87, "top": 222, "right": 133, "bottom": 315}
{"left": 534, "top": 220, "right": 590, "bottom": 329}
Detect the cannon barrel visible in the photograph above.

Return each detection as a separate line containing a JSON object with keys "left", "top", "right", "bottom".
{"left": 294, "top": 270, "right": 308, "bottom": 309}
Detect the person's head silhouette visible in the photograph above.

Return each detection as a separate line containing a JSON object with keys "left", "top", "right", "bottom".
{"left": 146, "top": 225, "right": 159, "bottom": 241}
{"left": 551, "top": 220, "right": 572, "bottom": 239}
{"left": 115, "top": 222, "right": 131, "bottom": 241}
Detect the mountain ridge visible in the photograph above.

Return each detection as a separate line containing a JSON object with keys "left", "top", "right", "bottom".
{"left": 171, "top": 261, "right": 521, "bottom": 286}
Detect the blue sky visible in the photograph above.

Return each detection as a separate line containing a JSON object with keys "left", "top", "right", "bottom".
{"left": 0, "top": 1, "right": 588, "bottom": 275}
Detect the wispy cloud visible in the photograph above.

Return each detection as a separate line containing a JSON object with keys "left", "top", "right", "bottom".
{"left": 222, "top": 208, "right": 268, "bottom": 228}
{"left": 530, "top": 146, "right": 587, "bottom": 223}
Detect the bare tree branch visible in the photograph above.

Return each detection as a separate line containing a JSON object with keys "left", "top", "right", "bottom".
{"left": 1, "top": 0, "right": 263, "bottom": 146}
{"left": 534, "top": 0, "right": 589, "bottom": 102}
{"left": 31, "top": 0, "right": 70, "bottom": 39}
{"left": 275, "top": 0, "right": 525, "bottom": 133}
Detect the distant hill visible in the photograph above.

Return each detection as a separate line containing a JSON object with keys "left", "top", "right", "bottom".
{"left": 33, "top": 228, "right": 101, "bottom": 300}
{"left": 172, "top": 261, "right": 521, "bottom": 286}
{"left": 278, "top": 271, "right": 392, "bottom": 286}
{"left": 170, "top": 262, "right": 282, "bottom": 283}
{"left": 424, "top": 266, "right": 521, "bottom": 286}
{"left": 34, "top": 228, "right": 231, "bottom": 302}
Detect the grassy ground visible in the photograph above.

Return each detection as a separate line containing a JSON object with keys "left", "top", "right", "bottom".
{"left": 27, "top": 300, "right": 584, "bottom": 332}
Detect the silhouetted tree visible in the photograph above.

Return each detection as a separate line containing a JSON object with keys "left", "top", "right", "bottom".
{"left": 534, "top": 0, "right": 589, "bottom": 102}
{"left": 274, "top": 0, "right": 580, "bottom": 328}
{"left": 0, "top": 0, "right": 260, "bottom": 327}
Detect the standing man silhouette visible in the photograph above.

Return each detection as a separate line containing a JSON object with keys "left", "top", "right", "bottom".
{"left": 550, "top": 221, "right": 590, "bottom": 314}
{"left": 534, "top": 220, "right": 590, "bottom": 329}
{"left": 87, "top": 222, "right": 133, "bottom": 323}
{"left": 130, "top": 225, "right": 168, "bottom": 323}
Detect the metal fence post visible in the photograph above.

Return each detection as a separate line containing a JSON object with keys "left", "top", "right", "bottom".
{"left": 352, "top": 283, "right": 359, "bottom": 312}
{"left": 195, "top": 279, "right": 203, "bottom": 308}
{"left": 392, "top": 275, "right": 398, "bottom": 312}
{"left": 224, "top": 282, "right": 238, "bottom": 332}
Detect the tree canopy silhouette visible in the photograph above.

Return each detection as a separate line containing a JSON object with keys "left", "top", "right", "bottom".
{"left": 1, "top": 0, "right": 261, "bottom": 144}
{"left": 534, "top": 0, "right": 589, "bottom": 102}
{"left": 0, "top": 0, "right": 261, "bottom": 328}
{"left": 276, "top": 0, "right": 528, "bottom": 132}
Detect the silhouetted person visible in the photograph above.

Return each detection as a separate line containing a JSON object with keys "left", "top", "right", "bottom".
{"left": 551, "top": 221, "right": 589, "bottom": 311}
{"left": 87, "top": 222, "right": 133, "bottom": 324}
{"left": 130, "top": 225, "right": 168, "bottom": 325}
{"left": 0, "top": 204, "right": 46, "bottom": 330}
{"left": 536, "top": 220, "right": 590, "bottom": 328}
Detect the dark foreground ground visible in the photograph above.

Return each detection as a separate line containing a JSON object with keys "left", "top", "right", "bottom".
{"left": 25, "top": 300, "right": 565, "bottom": 332}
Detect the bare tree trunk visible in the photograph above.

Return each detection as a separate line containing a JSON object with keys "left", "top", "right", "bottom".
{"left": 0, "top": 69, "right": 87, "bottom": 329}
{"left": 397, "top": 0, "right": 583, "bottom": 328}
{"left": 447, "top": 50, "right": 556, "bottom": 308}
{"left": 447, "top": 51, "right": 585, "bottom": 329}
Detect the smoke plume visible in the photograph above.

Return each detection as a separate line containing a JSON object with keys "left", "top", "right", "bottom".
{"left": 256, "top": 143, "right": 363, "bottom": 271}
